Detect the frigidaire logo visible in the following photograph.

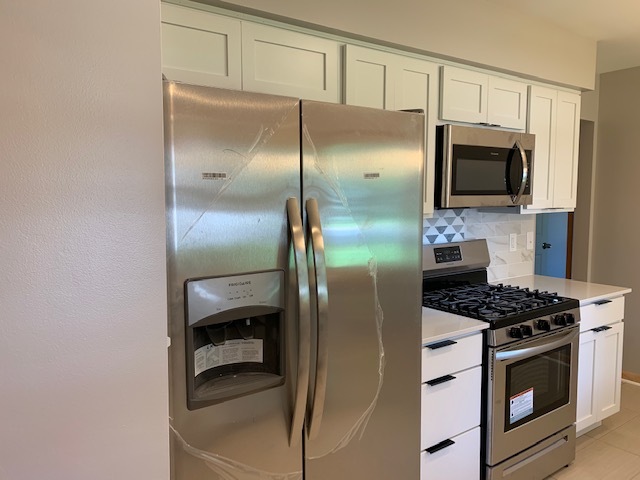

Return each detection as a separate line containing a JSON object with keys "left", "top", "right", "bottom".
{"left": 229, "top": 281, "right": 251, "bottom": 287}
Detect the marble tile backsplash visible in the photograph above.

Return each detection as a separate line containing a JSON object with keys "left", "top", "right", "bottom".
{"left": 423, "top": 209, "right": 535, "bottom": 282}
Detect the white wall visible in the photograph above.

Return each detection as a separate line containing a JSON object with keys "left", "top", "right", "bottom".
{"left": 591, "top": 67, "right": 640, "bottom": 375}
{"left": 191, "top": 0, "right": 597, "bottom": 89}
{"left": 0, "top": 2, "right": 169, "bottom": 479}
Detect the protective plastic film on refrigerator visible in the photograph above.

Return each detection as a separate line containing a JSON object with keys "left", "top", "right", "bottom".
{"left": 164, "top": 80, "right": 424, "bottom": 480}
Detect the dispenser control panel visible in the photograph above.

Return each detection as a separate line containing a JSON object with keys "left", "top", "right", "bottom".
{"left": 185, "top": 270, "right": 284, "bottom": 326}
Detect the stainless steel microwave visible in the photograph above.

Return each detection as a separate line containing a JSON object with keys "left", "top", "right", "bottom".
{"left": 435, "top": 124, "right": 535, "bottom": 208}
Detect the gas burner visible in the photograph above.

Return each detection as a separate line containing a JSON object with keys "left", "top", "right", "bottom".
{"left": 422, "top": 282, "right": 577, "bottom": 325}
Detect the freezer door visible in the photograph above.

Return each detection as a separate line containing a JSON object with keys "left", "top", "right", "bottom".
{"left": 164, "top": 81, "right": 305, "bottom": 480}
{"left": 301, "top": 101, "right": 424, "bottom": 479}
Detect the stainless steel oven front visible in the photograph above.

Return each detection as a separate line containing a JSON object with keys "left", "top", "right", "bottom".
{"left": 485, "top": 325, "right": 579, "bottom": 476}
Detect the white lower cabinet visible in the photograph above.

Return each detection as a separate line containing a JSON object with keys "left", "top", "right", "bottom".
{"left": 421, "top": 332, "right": 482, "bottom": 479}
{"left": 421, "top": 427, "right": 480, "bottom": 480}
{"left": 576, "top": 297, "right": 625, "bottom": 434}
{"left": 421, "top": 366, "right": 481, "bottom": 449}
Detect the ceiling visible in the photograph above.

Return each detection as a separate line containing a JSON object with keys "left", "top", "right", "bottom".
{"left": 486, "top": 0, "right": 640, "bottom": 74}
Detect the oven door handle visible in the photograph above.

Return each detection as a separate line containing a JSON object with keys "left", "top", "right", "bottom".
{"left": 495, "top": 328, "right": 579, "bottom": 361}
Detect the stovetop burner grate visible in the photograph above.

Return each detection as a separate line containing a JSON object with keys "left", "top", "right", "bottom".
{"left": 422, "top": 283, "right": 576, "bottom": 324}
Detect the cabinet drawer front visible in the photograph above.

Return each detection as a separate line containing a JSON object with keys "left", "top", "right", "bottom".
{"left": 421, "top": 426, "right": 480, "bottom": 480}
{"left": 580, "top": 296, "right": 624, "bottom": 332}
{"left": 421, "top": 366, "right": 481, "bottom": 450}
{"left": 422, "top": 333, "right": 482, "bottom": 382}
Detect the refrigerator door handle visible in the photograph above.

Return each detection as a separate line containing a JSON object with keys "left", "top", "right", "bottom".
{"left": 286, "top": 197, "right": 311, "bottom": 447}
{"left": 305, "top": 198, "right": 329, "bottom": 439}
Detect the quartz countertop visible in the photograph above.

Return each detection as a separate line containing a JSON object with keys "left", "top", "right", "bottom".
{"left": 496, "top": 275, "right": 632, "bottom": 306}
{"left": 422, "top": 307, "right": 488, "bottom": 345}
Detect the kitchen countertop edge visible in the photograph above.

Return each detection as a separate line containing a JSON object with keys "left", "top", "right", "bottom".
{"left": 500, "top": 275, "right": 632, "bottom": 306}
{"left": 422, "top": 307, "right": 488, "bottom": 345}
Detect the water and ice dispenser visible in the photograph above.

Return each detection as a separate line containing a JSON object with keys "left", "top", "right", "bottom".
{"left": 184, "top": 270, "right": 285, "bottom": 410}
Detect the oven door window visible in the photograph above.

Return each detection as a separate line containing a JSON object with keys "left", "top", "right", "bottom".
{"left": 504, "top": 344, "right": 571, "bottom": 432}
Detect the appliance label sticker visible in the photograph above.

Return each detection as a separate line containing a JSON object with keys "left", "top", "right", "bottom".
{"left": 194, "top": 339, "right": 263, "bottom": 376}
{"left": 509, "top": 387, "right": 534, "bottom": 424}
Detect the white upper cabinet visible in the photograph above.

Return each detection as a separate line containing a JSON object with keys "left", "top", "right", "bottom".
{"left": 345, "top": 45, "right": 439, "bottom": 216}
{"left": 395, "top": 58, "right": 439, "bottom": 218}
{"left": 527, "top": 86, "right": 557, "bottom": 209}
{"left": 525, "top": 86, "right": 580, "bottom": 211}
{"left": 344, "top": 46, "right": 394, "bottom": 109}
{"left": 440, "top": 66, "right": 488, "bottom": 124}
{"left": 160, "top": 3, "right": 580, "bottom": 214}
{"left": 440, "top": 66, "right": 527, "bottom": 130}
{"left": 553, "top": 91, "right": 581, "bottom": 209}
{"left": 241, "top": 23, "right": 341, "bottom": 102}
{"left": 487, "top": 76, "right": 528, "bottom": 130}
{"left": 161, "top": 5, "right": 341, "bottom": 101}
{"left": 160, "top": 3, "right": 242, "bottom": 89}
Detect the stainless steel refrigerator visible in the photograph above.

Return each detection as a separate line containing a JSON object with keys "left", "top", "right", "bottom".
{"left": 164, "top": 79, "right": 424, "bottom": 480}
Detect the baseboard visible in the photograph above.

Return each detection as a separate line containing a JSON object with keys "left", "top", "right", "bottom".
{"left": 622, "top": 371, "right": 640, "bottom": 385}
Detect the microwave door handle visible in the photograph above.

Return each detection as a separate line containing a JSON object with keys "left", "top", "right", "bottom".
{"left": 511, "top": 139, "right": 529, "bottom": 204}
{"left": 495, "top": 328, "right": 579, "bottom": 361}
{"left": 305, "top": 198, "right": 329, "bottom": 440}
{"left": 286, "top": 197, "right": 311, "bottom": 447}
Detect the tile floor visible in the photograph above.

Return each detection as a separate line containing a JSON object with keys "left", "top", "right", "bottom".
{"left": 546, "top": 381, "right": 640, "bottom": 479}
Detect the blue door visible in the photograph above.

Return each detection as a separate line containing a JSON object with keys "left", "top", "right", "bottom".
{"left": 535, "top": 213, "right": 568, "bottom": 278}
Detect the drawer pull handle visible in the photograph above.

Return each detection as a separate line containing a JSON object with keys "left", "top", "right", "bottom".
{"left": 595, "top": 299, "right": 612, "bottom": 306}
{"left": 591, "top": 325, "right": 613, "bottom": 333}
{"left": 426, "top": 374, "right": 456, "bottom": 387}
{"left": 426, "top": 339, "right": 457, "bottom": 350}
{"left": 426, "top": 439, "right": 455, "bottom": 454}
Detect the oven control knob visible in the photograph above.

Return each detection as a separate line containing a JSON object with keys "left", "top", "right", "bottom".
{"left": 509, "top": 326, "right": 524, "bottom": 339}
{"left": 565, "top": 313, "right": 576, "bottom": 324}
{"left": 520, "top": 325, "right": 533, "bottom": 336}
{"left": 553, "top": 314, "right": 567, "bottom": 326}
{"left": 536, "top": 319, "right": 551, "bottom": 331}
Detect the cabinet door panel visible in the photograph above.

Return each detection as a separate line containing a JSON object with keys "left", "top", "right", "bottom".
{"left": 242, "top": 23, "right": 341, "bottom": 102}
{"left": 594, "top": 322, "right": 624, "bottom": 420}
{"left": 487, "top": 77, "right": 527, "bottom": 130}
{"left": 161, "top": 3, "right": 241, "bottom": 89}
{"left": 526, "top": 85, "right": 557, "bottom": 210}
{"left": 553, "top": 91, "right": 581, "bottom": 208}
{"left": 440, "top": 66, "right": 488, "bottom": 124}
{"left": 576, "top": 331, "right": 597, "bottom": 432}
{"left": 344, "top": 45, "right": 393, "bottom": 109}
{"left": 395, "top": 58, "right": 439, "bottom": 216}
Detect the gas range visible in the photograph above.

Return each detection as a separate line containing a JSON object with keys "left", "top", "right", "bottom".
{"left": 422, "top": 282, "right": 580, "bottom": 346}
{"left": 422, "top": 239, "right": 581, "bottom": 479}
{"left": 422, "top": 239, "right": 580, "bottom": 347}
